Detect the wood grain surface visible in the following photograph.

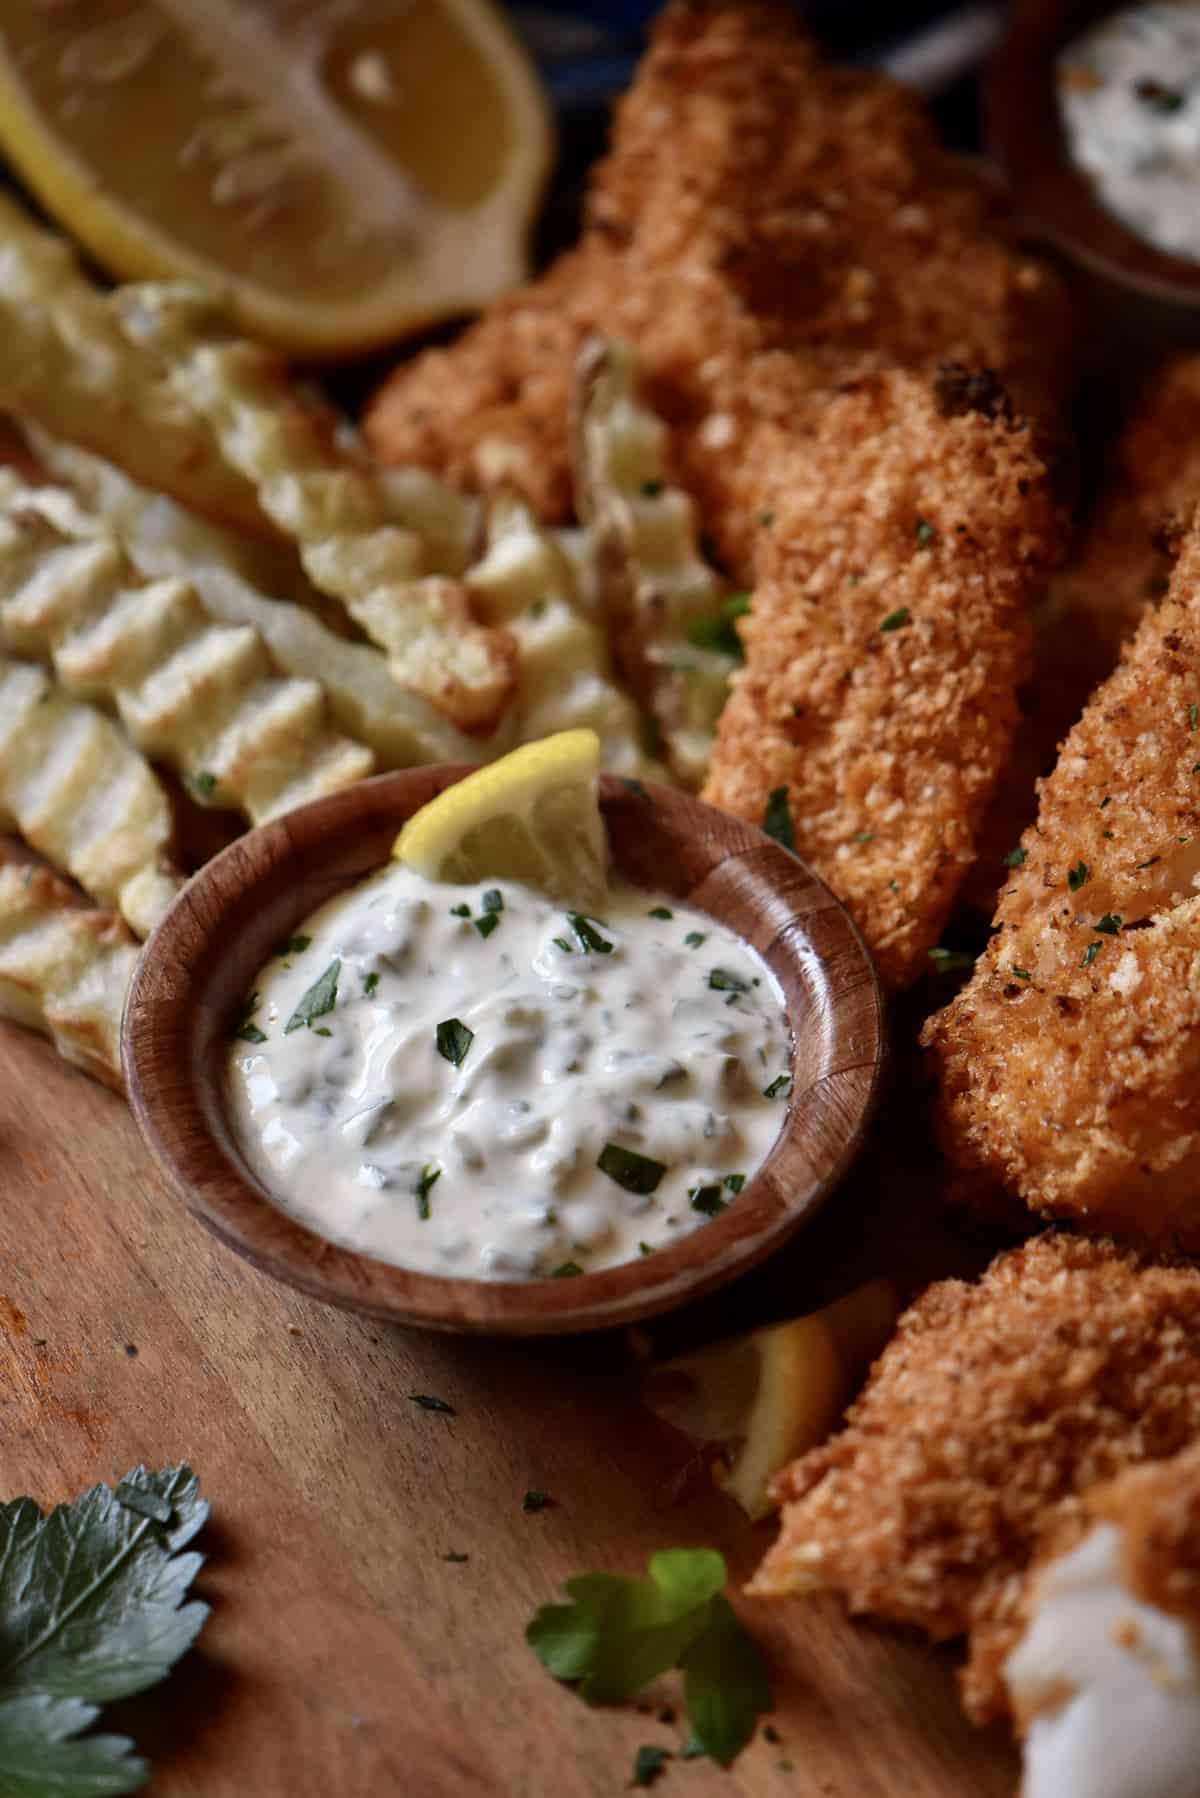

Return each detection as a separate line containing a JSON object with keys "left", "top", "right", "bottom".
{"left": 125, "top": 770, "right": 884, "bottom": 1334}
{"left": 0, "top": 1004, "right": 1021, "bottom": 1796}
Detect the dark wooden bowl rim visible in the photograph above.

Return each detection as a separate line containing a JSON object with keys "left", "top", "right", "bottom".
{"left": 123, "top": 769, "right": 885, "bottom": 1336}
{"left": 988, "top": 0, "right": 1200, "bottom": 309}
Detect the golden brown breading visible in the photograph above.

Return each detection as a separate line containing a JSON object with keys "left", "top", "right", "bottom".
{"left": 701, "top": 367, "right": 1057, "bottom": 988}
{"left": 363, "top": 0, "right": 1072, "bottom": 544}
{"left": 1086, "top": 1438, "right": 1200, "bottom": 1624}
{"left": 923, "top": 515, "right": 1200, "bottom": 1248}
{"left": 749, "top": 1233, "right": 1200, "bottom": 1723}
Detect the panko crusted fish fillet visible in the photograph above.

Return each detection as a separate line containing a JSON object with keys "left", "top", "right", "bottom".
{"left": 750, "top": 1233, "right": 1200, "bottom": 1724}
{"left": 923, "top": 515, "right": 1200, "bottom": 1248}
{"left": 704, "top": 368, "right": 1058, "bottom": 988}
{"left": 1006, "top": 1440, "right": 1200, "bottom": 1798}
{"left": 364, "top": 0, "right": 1072, "bottom": 536}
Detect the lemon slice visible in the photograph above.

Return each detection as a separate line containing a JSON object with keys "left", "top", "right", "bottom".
{"left": 643, "top": 1280, "right": 900, "bottom": 1520}
{"left": 0, "top": 0, "right": 553, "bottom": 357}
{"left": 394, "top": 729, "right": 608, "bottom": 912}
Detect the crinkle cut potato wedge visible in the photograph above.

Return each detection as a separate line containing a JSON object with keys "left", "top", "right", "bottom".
{"left": 0, "top": 484, "right": 375, "bottom": 825}
{"left": 113, "top": 283, "right": 517, "bottom": 732}
{"left": 0, "top": 655, "right": 180, "bottom": 938}
{"left": 464, "top": 490, "right": 649, "bottom": 774}
{"left": 11, "top": 445, "right": 478, "bottom": 772}
{"left": 924, "top": 512, "right": 1200, "bottom": 1252}
{"left": 0, "top": 0, "right": 553, "bottom": 357}
{"left": 0, "top": 862, "right": 136, "bottom": 1088}
{"left": 572, "top": 337, "right": 733, "bottom": 788}
{"left": 0, "top": 192, "right": 266, "bottom": 537}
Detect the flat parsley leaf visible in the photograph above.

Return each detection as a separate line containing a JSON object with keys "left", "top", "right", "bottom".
{"left": 435, "top": 1019, "right": 474, "bottom": 1067}
{"left": 761, "top": 787, "right": 794, "bottom": 852}
{"left": 283, "top": 960, "right": 340, "bottom": 1034}
{"left": 0, "top": 1465, "right": 208, "bottom": 1793}
{"left": 527, "top": 1550, "right": 768, "bottom": 1767}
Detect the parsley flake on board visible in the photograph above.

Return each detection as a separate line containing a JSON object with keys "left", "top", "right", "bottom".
{"left": 567, "top": 914, "right": 614, "bottom": 955}
{"left": 0, "top": 1465, "right": 208, "bottom": 1797}
{"left": 441, "top": 1552, "right": 470, "bottom": 1564}
{"left": 284, "top": 959, "right": 340, "bottom": 1034}
{"left": 409, "top": 1394, "right": 455, "bottom": 1414}
{"left": 436, "top": 1018, "right": 474, "bottom": 1067}
{"left": 526, "top": 1548, "right": 770, "bottom": 1768}
{"left": 1067, "top": 860, "right": 1090, "bottom": 892}
{"left": 522, "top": 1490, "right": 557, "bottom": 1514}
{"left": 762, "top": 787, "right": 794, "bottom": 851}
{"left": 879, "top": 607, "right": 911, "bottom": 632}
{"left": 598, "top": 1144, "right": 667, "bottom": 1196}
{"left": 233, "top": 993, "right": 267, "bottom": 1044}
{"left": 630, "top": 1744, "right": 671, "bottom": 1787}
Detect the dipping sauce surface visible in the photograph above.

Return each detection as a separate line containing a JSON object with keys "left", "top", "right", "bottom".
{"left": 1058, "top": 4, "right": 1200, "bottom": 262}
{"left": 226, "top": 865, "right": 792, "bottom": 1279}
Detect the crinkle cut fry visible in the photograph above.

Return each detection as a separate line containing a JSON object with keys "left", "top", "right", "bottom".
{"left": 923, "top": 511, "right": 1200, "bottom": 1249}
{"left": 572, "top": 337, "right": 730, "bottom": 788}
{"left": 0, "top": 862, "right": 136, "bottom": 1088}
{"left": 363, "top": 0, "right": 1073, "bottom": 543}
{"left": 750, "top": 1233, "right": 1200, "bottom": 1724}
{"left": 0, "top": 484, "right": 376, "bottom": 826}
{"left": 111, "top": 284, "right": 516, "bottom": 733}
{"left": 0, "top": 655, "right": 180, "bottom": 938}
{"left": 702, "top": 368, "right": 1057, "bottom": 989}
{"left": 0, "top": 191, "right": 266, "bottom": 537}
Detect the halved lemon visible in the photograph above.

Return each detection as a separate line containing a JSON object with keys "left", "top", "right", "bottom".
{"left": 0, "top": 0, "right": 553, "bottom": 357}
{"left": 394, "top": 729, "right": 608, "bottom": 912}
{"left": 643, "top": 1280, "right": 900, "bottom": 1520}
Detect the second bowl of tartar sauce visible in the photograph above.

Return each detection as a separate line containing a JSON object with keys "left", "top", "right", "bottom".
{"left": 123, "top": 768, "right": 885, "bottom": 1334}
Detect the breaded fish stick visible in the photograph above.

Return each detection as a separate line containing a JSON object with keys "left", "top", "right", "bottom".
{"left": 0, "top": 862, "right": 137, "bottom": 1087}
{"left": 1007, "top": 1440, "right": 1200, "bottom": 1798}
{"left": 364, "top": 0, "right": 1071, "bottom": 538}
{"left": 750, "top": 1233, "right": 1200, "bottom": 1724}
{"left": 924, "top": 512, "right": 1200, "bottom": 1247}
{"left": 704, "top": 367, "right": 1057, "bottom": 989}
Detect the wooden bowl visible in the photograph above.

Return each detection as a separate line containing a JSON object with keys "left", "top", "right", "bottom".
{"left": 988, "top": 0, "right": 1200, "bottom": 346}
{"left": 123, "top": 769, "right": 885, "bottom": 1336}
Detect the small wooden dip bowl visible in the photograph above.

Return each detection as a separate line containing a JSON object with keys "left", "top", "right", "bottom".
{"left": 989, "top": 0, "right": 1200, "bottom": 344}
{"left": 123, "top": 769, "right": 885, "bottom": 1336}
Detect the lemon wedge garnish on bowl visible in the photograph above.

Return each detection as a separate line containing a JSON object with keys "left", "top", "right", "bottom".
{"left": 643, "top": 1280, "right": 900, "bottom": 1520}
{"left": 0, "top": 0, "right": 553, "bottom": 356}
{"left": 394, "top": 729, "right": 608, "bottom": 914}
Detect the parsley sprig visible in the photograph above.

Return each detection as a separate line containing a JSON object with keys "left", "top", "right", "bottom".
{"left": 0, "top": 1466, "right": 208, "bottom": 1795}
{"left": 526, "top": 1549, "right": 770, "bottom": 1767}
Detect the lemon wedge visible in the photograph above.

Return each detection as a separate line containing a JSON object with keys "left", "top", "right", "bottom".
{"left": 394, "top": 729, "right": 608, "bottom": 912}
{"left": 0, "top": 0, "right": 553, "bottom": 356}
{"left": 643, "top": 1280, "right": 900, "bottom": 1520}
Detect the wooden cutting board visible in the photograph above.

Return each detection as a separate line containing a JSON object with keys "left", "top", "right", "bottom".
{"left": 0, "top": 1017, "right": 1019, "bottom": 1797}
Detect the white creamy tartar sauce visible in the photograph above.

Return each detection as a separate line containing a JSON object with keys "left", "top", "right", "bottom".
{"left": 225, "top": 866, "right": 792, "bottom": 1279}
{"left": 1005, "top": 1522, "right": 1200, "bottom": 1798}
{"left": 1058, "top": 4, "right": 1200, "bottom": 261}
